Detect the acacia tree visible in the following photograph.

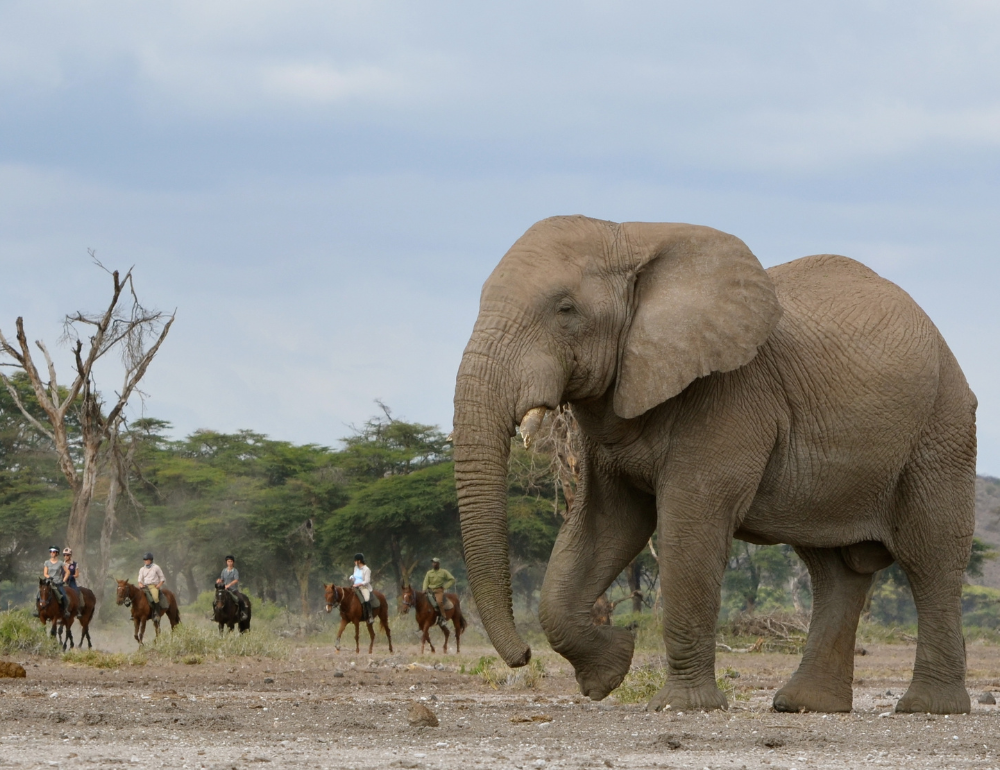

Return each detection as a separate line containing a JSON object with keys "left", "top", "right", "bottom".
{"left": 0, "top": 262, "right": 173, "bottom": 582}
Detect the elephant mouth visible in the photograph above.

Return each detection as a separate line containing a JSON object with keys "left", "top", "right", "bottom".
{"left": 518, "top": 406, "right": 549, "bottom": 448}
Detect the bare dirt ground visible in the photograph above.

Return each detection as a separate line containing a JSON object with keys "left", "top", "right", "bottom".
{"left": 3, "top": 627, "right": 1000, "bottom": 769}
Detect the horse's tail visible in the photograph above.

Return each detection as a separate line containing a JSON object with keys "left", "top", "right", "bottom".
{"left": 458, "top": 609, "right": 467, "bottom": 632}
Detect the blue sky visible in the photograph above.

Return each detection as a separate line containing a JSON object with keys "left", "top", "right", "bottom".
{"left": 1, "top": 1, "right": 999, "bottom": 471}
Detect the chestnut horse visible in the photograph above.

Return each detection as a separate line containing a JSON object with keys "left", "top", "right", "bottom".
{"left": 323, "top": 583, "right": 393, "bottom": 654}
{"left": 400, "top": 584, "right": 467, "bottom": 654}
{"left": 37, "top": 579, "right": 95, "bottom": 650}
{"left": 115, "top": 578, "right": 181, "bottom": 645}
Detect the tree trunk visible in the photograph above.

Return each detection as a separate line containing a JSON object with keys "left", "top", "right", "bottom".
{"left": 93, "top": 470, "right": 119, "bottom": 612}
{"left": 626, "top": 559, "right": 643, "bottom": 613}
{"left": 65, "top": 439, "right": 100, "bottom": 577}
{"left": 295, "top": 554, "right": 312, "bottom": 617}
{"left": 389, "top": 534, "right": 404, "bottom": 589}
{"left": 184, "top": 565, "right": 198, "bottom": 604}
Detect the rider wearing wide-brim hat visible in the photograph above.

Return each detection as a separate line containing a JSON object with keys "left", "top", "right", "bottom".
{"left": 422, "top": 558, "right": 456, "bottom": 628}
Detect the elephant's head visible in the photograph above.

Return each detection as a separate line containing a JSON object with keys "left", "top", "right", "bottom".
{"left": 453, "top": 215, "right": 781, "bottom": 666}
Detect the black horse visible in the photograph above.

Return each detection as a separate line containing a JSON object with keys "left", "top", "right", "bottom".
{"left": 213, "top": 582, "right": 251, "bottom": 634}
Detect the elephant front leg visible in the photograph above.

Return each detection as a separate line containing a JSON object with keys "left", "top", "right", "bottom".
{"left": 538, "top": 467, "right": 656, "bottom": 700}
{"left": 648, "top": 495, "right": 732, "bottom": 712}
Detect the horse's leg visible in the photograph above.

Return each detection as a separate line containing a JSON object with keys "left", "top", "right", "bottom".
{"left": 335, "top": 617, "right": 348, "bottom": 652}
{"left": 454, "top": 618, "right": 461, "bottom": 654}
{"left": 367, "top": 620, "right": 376, "bottom": 655}
{"left": 383, "top": 608, "right": 393, "bottom": 653}
{"left": 135, "top": 616, "right": 144, "bottom": 645}
{"left": 442, "top": 622, "right": 450, "bottom": 654}
{"left": 354, "top": 621, "right": 360, "bottom": 654}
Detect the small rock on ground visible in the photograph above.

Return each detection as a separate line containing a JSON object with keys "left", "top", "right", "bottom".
{"left": 0, "top": 661, "right": 26, "bottom": 678}
{"left": 979, "top": 692, "right": 996, "bottom": 705}
{"left": 407, "top": 702, "right": 439, "bottom": 727}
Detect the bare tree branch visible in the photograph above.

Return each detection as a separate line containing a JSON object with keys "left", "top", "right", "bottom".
{"left": 0, "top": 371, "right": 55, "bottom": 443}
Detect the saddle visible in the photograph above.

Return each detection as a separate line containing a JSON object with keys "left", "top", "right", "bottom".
{"left": 353, "top": 589, "right": 380, "bottom": 610}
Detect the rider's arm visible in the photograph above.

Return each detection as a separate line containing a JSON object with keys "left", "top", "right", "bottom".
{"left": 43, "top": 563, "right": 51, "bottom": 579}
{"left": 422, "top": 571, "right": 430, "bottom": 591}
{"left": 443, "top": 569, "right": 456, "bottom": 589}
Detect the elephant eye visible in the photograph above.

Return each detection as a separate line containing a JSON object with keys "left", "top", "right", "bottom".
{"left": 556, "top": 301, "right": 575, "bottom": 314}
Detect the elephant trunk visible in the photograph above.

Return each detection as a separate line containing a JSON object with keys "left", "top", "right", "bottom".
{"left": 453, "top": 349, "right": 532, "bottom": 668}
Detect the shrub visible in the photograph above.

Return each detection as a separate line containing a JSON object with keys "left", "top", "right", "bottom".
{"left": 0, "top": 610, "right": 59, "bottom": 657}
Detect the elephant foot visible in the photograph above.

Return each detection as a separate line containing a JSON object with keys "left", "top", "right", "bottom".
{"left": 573, "top": 628, "right": 634, "bottom": 701}
{"left": 773, "top": 678, "right": 852, "bottom": 713}
{"left": 895, "top": 681, "right": 970, "bottom": 714}
{"left": 648, "top": 681, "right": 728, "bottom": 712}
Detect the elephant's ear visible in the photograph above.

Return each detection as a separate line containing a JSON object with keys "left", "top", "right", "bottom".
{"left": 613, "top": 223, "right": 782, "bottom": 419}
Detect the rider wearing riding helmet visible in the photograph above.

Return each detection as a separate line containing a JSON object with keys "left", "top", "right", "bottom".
{"left": 219, "top": 555, "right": 249, "bottom": 622}
{"left": 41, "top": 546, "right": 71, "bottom": 620}
{"left": 350, "top": 553, "right": 375, "bottom": 625}
{"left": 62, "top": 547, "right": 85, "bottom": 618}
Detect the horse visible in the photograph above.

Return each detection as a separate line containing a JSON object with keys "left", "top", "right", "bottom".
{"left": 400, "top": 584, "right": 467, "bottom": 654}
{"left": 323, "top": 583, "right": 393, "bottom": 654}
{"left": 36, "top": 578, "right": 96, "bottom": 650}
{"left": 115, "top": 578, "right": 181, "bottom": 645}
{"left": 213, "top": 582, "right": 251, "bottom": 634}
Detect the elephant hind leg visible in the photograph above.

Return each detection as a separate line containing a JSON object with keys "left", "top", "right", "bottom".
{"left": 773, "top": 546, "right": 873, "bottom": 713}
{"left": 890, "top": 452, "right": 974, "bottom": 714}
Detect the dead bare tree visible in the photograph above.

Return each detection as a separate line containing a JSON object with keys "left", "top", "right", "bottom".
{"left": 0, "top": 261, "right": 173, "bottom": 583}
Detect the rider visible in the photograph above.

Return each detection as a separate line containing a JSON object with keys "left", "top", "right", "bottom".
{"left": 137, "top": 552, "right": 169, "bottom": 617}
{"left": 62, "top": 547, "right": 86, "bottom": 618}
{"left": 350, "top": 553, "right": 375, "bottom": 626}
{"left": 42, "top": 546, "right": 71, "bottom": 620}
{"left": 219, "top": 555, "right": 249, "bottom": 622}
{"left": 422, "top": 558, "right": 455, "bottom": 628}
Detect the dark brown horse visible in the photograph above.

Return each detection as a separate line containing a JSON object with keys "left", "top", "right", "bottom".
{"left": 323, "top": 583, "right": 393, "bottom": 654}
{"left": 400, "top": 584, "right": 467, "bottom": 654}
{"left": 37, "top": 579, "right": 95, "bottom": 650}
{"left": 115, "top": 578, "right": 181, "bottom": 645}
{"left": 213, "top": 582, "right": 251, "bottom": 634}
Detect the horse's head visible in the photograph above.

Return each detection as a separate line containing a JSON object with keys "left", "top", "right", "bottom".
{"left": 400, "top": 584, "right": 414, "bottom": 614}
{"left": 323, "top": 583, "right": 343, "bottom": 613}
{"left": 37, "top": 578, "right": 53, "bottom": 609}
{"left": 115, "top": 579, "right": 131, "bottom": 606}
{"left": 214, "top": 581, "right": 228, "bottom": 612}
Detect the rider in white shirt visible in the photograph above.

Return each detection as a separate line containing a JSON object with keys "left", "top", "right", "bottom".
{"left": 351, "top": 553, "right": 375, "bottom": 625}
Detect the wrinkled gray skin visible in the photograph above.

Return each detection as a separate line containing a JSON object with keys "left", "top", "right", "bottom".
{"left": 454, "top": 216, "right": 976, "bottom": 714}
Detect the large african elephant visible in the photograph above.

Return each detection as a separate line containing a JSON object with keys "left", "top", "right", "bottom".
{"left": 453, "top": 216, "right": 976, "bottom": 714}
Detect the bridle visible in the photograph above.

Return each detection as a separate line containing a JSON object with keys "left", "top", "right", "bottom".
{"left": 38, "top": 580, "right": 53, "bottom": 610}
{"left": 401, "top": 587, "right": 415, "bottom": 612}
{"left": 325, "top": 585, "right": 344, "bottom": 612}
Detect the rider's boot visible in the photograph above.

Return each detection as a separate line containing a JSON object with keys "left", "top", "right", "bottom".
{"left": 365, "top": 601, "right": 374, "bottom": 624}
{"left": 239, "top": 600, "right": 248, "bottom": 622}
{"left": 437, "top": 613, "right": 448, "bottom": 629}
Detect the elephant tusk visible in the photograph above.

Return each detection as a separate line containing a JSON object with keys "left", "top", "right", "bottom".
{"left": 519, "top": 406, "right": 548, "bottom": 448}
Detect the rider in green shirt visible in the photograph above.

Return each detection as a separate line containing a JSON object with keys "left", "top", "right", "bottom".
{"left": 422, "top": 558, "right": 455, "bottom": 628}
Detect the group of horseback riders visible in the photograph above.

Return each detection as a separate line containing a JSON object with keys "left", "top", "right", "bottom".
{"left": 39, "top": 547, "right": 454, "bottom": 628}
{"left": 349, "top": 553, "right": 455, "bottom": 627}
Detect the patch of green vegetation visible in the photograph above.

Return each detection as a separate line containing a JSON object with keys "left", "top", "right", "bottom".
{"left": 0, "top": 610, "right": 60, "bottom": 657}
{"left": 150, "top": 624, "right": 289, "bottom": 661}
{"left": 612, "top": 667, "right": 666, "bottom": 704}
{"left": 62, "top": 649, "right": 146, "bottom": 668}
{"left": 468, "top": 654, "right": 545, "bottom": 689}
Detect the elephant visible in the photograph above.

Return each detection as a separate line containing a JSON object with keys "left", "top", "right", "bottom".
{"left": 453, "top": 215, "right": 976, "bottom": 715}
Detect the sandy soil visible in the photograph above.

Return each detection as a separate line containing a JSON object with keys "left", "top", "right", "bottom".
{"left": 3, "top": 627, "right": 1000, "bottom": 769}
